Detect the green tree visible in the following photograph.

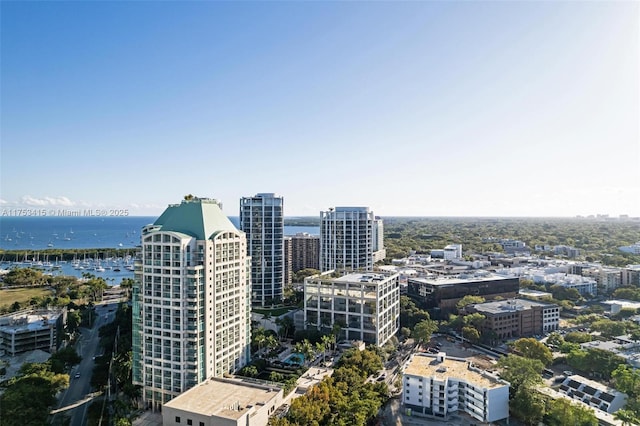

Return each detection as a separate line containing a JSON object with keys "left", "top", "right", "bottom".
{"left": 462, "top": 312, "right": 485, "bottom": 329}
{"left": 545, "top": 397, "right": 598, "bottom": 426}
{"left": 614, "top": 409, "right": 640, "bottom": 426}
{"left": 590, "top": 319, "right": 627, "bottom": 338}
{"left": 612, "top": 364, "right": 640, "bottom": 396}
{"left": 456, "top": 295, "right": 485, "bottom": 311}
{"left": 293, "top": 268, "right": 320, "bottom": 283}
{"left": 400, "top": 327, "right": 411, "bottom": 339}
{"left": 546, "top": 332, "right": 564, "bottom": 347}
{"left": 413, "top": 319, "right": 438, "bottom": 347}
{"left": 512, "top": 338, "right": 553, "bottom": 366}
{"left": 240, "top": 365, "right": 259, "bottom": 378}
{"left": 511, "top": 387, "right": 546, "bottom": 426}
{"left": 0, "top": 362, "right": 69, "bottom": 426}
{"left": 275, "top": 315, "right": 295, "bottom": 339}
{"left": 462, "top": 326, "right": 480, "bottom": 343}
{"left": 66, "top": 310, "right": 82, "bottom": 334}
{"left": 564, "top": 331, "right": 592, "bottom": 344}
{"left": 496, "top": 355, "right": 544, "bottom": 393}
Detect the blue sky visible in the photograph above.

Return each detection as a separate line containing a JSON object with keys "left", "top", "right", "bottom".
{"left": 1, "top": 1, "right": 638, "bottom": 217}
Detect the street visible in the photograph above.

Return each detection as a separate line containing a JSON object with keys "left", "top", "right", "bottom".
{"left": 51, "top": 302, "right": 118, "bottom": 425}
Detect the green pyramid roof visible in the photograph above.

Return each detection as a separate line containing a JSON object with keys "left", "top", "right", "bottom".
{"left": 154, "top": 198, "right": 238, "bottom": 240}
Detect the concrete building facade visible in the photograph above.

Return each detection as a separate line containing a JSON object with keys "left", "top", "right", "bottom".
{"left": 319, "top": 207, "right": 385, "bottom": 272}
{"left": 0, "top": 308, "right": 66, "bottom": 356}
{"left": 132, "top": 198, "right": 252, "bottom": 410}
{"left": 240, "top": 193, "right": 285, "bottom": 306}
{"left": 162, "top": 378, "right": 284, "bottom": 426}
{"left": 289, "top": 232, "right": 320, "bottom": 273}
{"left": 304, "top": 271, "right": 399, "bottom": 346}
{"left": 402, "top": 353, "right": 510, "bottom": 423}
{"left": 466, "top": 299, "right": 560, "bottom": 339}
{"left": 407, "top": 273, "right": 519, "bottom": 317}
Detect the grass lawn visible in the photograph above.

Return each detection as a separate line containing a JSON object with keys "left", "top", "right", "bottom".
{"left": 0, "top": 287, "right": 53, "bottom": 308}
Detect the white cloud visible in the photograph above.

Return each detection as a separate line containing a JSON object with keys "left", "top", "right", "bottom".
{"left": 0, "top": 199, "right": 7, "bottom": 205}
{"left": 20, "top": 195, "right": 76, "bottom": 207}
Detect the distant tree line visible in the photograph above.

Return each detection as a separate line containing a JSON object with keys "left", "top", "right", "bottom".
{"left": 381, "top": 217, "right": 640, "bottom": 266}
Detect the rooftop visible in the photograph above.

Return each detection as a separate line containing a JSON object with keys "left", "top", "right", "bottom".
{"left": 163, "top": 378, "right": 281, "bottom": 420}
{"left": 0, "top": 309, "right": 63, "bottom": 333}
{"left": 472, "top": 298, "right": 557, "bottom": 314}
{"left": 334, "top": 272, "right": 397, "bottom": 283}
{"left": 403, "top": 353, "right": 507, "bottom": 390}
{"left": 603, "top": 300, "right": 640, "bottom": 310}
{"left": 151, "top": 198, "right": 239, "bottom": 240}
{"left": 408, "top": 272, "right": 512, "bottom": 286}
{"left": 518, "top": 289, "right": 553, "bottom": 296}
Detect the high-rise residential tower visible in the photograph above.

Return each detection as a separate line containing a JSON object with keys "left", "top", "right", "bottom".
{"left": 239, "top": 193, "right": 284, "bottom": 306}
{"left": 319, "top": 207, "right": 386, "bottom": 272}
{"left": 132, "top": 197, "right": 251, "bottom": 410}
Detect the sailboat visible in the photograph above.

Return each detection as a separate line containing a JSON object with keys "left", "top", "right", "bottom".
{"left": 63, "top": 233, "right": 71, "bottom": 241}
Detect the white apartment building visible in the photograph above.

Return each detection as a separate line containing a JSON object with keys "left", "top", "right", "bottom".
{"left": 444, "top": 244, "right": 462, "bottom": 260}
{"left": 558, "top": 375, "right": 627, "bottom": 414}
{"left": 304, "top": 271, "right": 399, "bottom": 346}
{"left": 240, "top": 193, "right": 284, "bottom": 306}
{"left": 532, "top": 272, "right": 598, "bottom": 296}
{"left": 319, "top": 207, "right": 385, "bottom": 272}
{"left": 132, "top": 198, "right": 252, "bottom": 410}
{"left": 403, "top": 353, "right": 509, "bottom": 423}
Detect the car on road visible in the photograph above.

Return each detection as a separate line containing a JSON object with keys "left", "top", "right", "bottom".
{"left": 75, "top": 373, "right": 81, "bottom": 379}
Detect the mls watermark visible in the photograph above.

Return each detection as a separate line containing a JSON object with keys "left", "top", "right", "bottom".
{"left": 1, "top": 208, "right": 129, "bottom": 217}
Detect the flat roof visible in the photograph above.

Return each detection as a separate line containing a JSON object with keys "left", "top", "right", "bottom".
{"left": 408, "top": 273, "right": 512, "bottom": 286}
{"left": 163, "top": 378, "right": 281, "bottom": 420}
{"left": 604, "top": 300, "right": 640, "bottom": 309}
{"left": 472, "top": 299, "right": 557, "bottom": 314}
{"left": 0, "top": 310, "right": 62, "bottom": 333}
{"left": 565, "top": 374, "right": 626, "bottom": 398}
{"left": 334, "top": 272, "right": 397, "bottom": 283}
{"left": 518, "top": 289, "right": 552, "bottom": 296}
{"left": 403, "top": 353, "right": 506, "bottom": 389}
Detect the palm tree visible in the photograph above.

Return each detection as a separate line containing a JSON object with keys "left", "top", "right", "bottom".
{"left": 254, "top": 334, "right": 266, "bottom": 354}
{"left": 321, "top": 335, "right": 332, "bottom": 362}
{"left": 265, "top": 334, "right": 278, "bottom": 356}
{"left": 614, "top": 409, "right": 639, "bottom": 426}
{"left": 315, "top": 341, "right": 325, "bottom": 362}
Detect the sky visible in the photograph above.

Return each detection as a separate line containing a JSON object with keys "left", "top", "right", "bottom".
{"left": 1, "top": 1, "right": 638, "bottom": 218}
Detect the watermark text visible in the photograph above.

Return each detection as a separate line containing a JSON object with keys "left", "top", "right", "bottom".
{"left": 1, "top": 208, "right": 129, "bottom": 217}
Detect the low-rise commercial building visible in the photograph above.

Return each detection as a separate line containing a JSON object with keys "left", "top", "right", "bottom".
{"left": 466, "top": 299, "right": 559, "bottom": 339}
{"left": 0, "top": 308, "right": 66, "bottom": 356}
{"left": 162, "top": 378, "right": 284, "bottom": 426}
{"left": 407, "top": 273, "right": 519, "bottom": 316}
{"left": 402, "top": 352, "right": 509, "bottom": 423}
{"left": 518, "top": 289, "right": 553, "bottom": 300}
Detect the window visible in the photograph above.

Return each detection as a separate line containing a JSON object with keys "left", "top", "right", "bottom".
{"left": 199, "top": 423, "right": 204, "bottom": 426}
{"left": 187, "top": 420, "right": 192, "bottom": 426}
{"left": 175, "top": 417, "right": 181, "bottom": 423}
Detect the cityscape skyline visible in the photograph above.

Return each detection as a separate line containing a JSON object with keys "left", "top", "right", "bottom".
{"left": 1, "top": 1, "right": 638, "bottom": 217}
